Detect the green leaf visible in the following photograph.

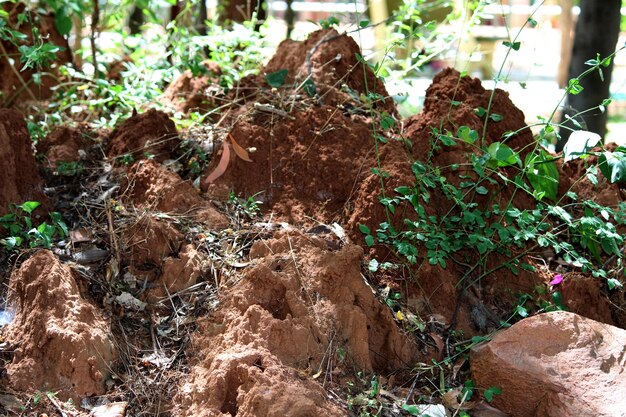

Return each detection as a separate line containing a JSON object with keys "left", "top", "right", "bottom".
{"left": 302, "top": 78, "right": 316, "bottom": 96}
{"left": 486, "top": 142, "right": 521, "bottom": 168}
{"left": 368, "top": 258, "right": 379, "bottom": 272}
{"left": 599, "top": 150, "right": 626, "bottom": 183}
{"left": 17, "top": 201, "right": 41, "bottom": 214}
{"left": 476, "top": 186, "right": 488, "bottom": 195}
{"left": 457, "top": 126, "right": 478, "bottom": 144}
{"left": 359, "top": 19, "right": 370, "bottom": 28}
{"left": 608, "top": 278, "right": 623, "bottom": 290}
{"left": 562, "top": 130, "right": 601, "bottom": 162}
{"left": 490, "top": 113, "right": 503, "bottom": 122}
{"left": 484, "top": 386, "right": 502, "bottom": 403}
{"left": 54, "top": 9, "right": 72, "bottom": 36}
{"left": 567, "top": 78, "right": 583, "bottom": 95}
{"left": 364, "top": 235, "right": 375, "bottom": 247}
{"left": 265, "top": 69, "right": 289, "bottom": 88}
{"left": 503, "top": 41, "right": 521, "bottom": 51}
{"left": 525, "top": 150, "right": 558, "bottom": 200}
{"left": 359, "top": 224, "right": 371, "bottom": 235}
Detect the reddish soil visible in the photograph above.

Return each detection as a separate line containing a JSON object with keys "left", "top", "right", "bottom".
{"left": 162, "top": 63, "right": 222, "bottom": 114}
{"left": 0, "top": 3, "right": 71, "bottom": 106}
{"left": 4, "top": 250, "right": 117, "bottom": 401}
{"left": 120, "top": 159, "right": 228, "bottom": 228}
{"left": 264, "top": 29, "right": 394, "bottom": 114}
{"left": 107, "top": 109, "right": 180, "bottom": 163}
{"left": 1, "top": 25, "right": 624, "bottom": 417}
{"left": 0, "top": 109, "right": 48, "bottom": 215}
{"left": 175, "top": 230, "right": 421, "bottom": 416}
{"left": 38, "top": 125, "right": 93, "bottom": 169}
{"left": 208, "top": 105, "right": 375, "bottom": 224}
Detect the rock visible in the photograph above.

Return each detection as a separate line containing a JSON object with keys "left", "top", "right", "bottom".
{"left": 107, "top": 109, "right": 179, "bottom": 162}
{"left": 470, "top": 311, "right": 626, "bottom": 417}
{"left": 5, "top": 250, "right": 117, "bottom": 401}
{"left": 0, "top": 109, "right": 48, "bottom": 215}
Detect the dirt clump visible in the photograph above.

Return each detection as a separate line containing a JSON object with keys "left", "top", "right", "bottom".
{"left": 207, "top": 105, "right": 375, "bottom": 224}
{"left": 175, "top": 230, "right": 421, "bottom": 416}
{"left": 264, "top": 29, "right": 394, "bottom": 113}
{"left": 3, "top": 250, "right": 116, "bottom": 401}
{"left": 0, "top": 3, "right": 71, "bottom": 106}
{"left": 121, "top": 159, "right": 228, "bottom": 228}
{"left": 38, "top": 125, "right": 93, "bottom": 169}
{"left": 560, "top": 273, "right": 614, "bottom": 325}
{"left": 122, "top": 214, "right": 183, "bottom": 268}
{"left": 162, "top": 64, "right": 222, "bottom": 114}
{"left": 0, "top": 109, "right": 48, "bottom": 215}
{"left": 107, "top": 109, "right": 179, "bottom": 162}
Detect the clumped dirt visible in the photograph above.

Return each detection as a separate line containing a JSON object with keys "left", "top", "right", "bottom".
{"left": 175, "top": 230, "right": 420, "bottom": 416}
{"left": 38, "top": 125, "right": 94, "bottom": 169}
{"left": 107, "top": 109, "right": 180, "bottom": 162}
{"left": 121, "top": 159, "right": 228, "bottom": 228}
{"left": 0, "top": 109, "right": 48, "bottom": 215}
{"left": 208, "top": 106, "right": 375, "bottom": 224}
{"left": 3, "top": 250, "right": 117, "bottom": 401}
{"left": 264, "top": 29, "right": 394, "bottom": 113}
{"left": 561, "top": 273, "right": 614, "bottom": 325}
{"left": 162, "top": 64, "right": 222, "bottom": 114}
{"left": 0, "top": 3, "right": 71, "bottom": 106}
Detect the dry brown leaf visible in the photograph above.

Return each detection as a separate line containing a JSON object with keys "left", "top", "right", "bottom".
{"left": 429, "top": 332, "right": 445, "bottom": 360}
{"left": 203, "top": 142, "right": 231, "bottom": 189}
{"left": 229, "top": 133, "right": 252, "bottom": 162}
{"left": 452, "top": 357, "right": 466, "bottom": 380}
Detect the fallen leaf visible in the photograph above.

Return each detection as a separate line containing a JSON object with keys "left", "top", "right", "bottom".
{"left": 452, "top": 357, "right": 466, "bottom": 380}
{"left": 203, "top": 141, "right": 231, "bottom": 189}
{"left": 429, "top": 332, "right": 445, "bottom": 360}
{"left": 229, "top": 133, "right": 252, "bottom": 162}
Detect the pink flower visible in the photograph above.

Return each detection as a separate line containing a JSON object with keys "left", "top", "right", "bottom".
{"left": 550, "top": 274, "right": 564, "bottom": 286}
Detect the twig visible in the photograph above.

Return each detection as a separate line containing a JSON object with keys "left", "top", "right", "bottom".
{"left": 90, "top": 0, "right": 99, "bottom": 75}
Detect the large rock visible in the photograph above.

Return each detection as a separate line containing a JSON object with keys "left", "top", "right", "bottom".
{"left": 5, "top": 251, "right": 117, "bottom": 400}
{"left": 471, "top": 311, "right": 626, "bottom": 417}
{"left": 0, "top": 109, "right": 48, "bottom": 215}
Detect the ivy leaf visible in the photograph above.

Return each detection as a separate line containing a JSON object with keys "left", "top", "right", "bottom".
{"left": 54, "top": 9, "right": 72, "bottom": 36}
{"left": 599, "top": 149, "right": 626, "bottom": 183}
{"left": 562, "top": 130, "right": 601, "bottom": 162}
{"left": 503, "top": 41, "right": 521, "bottom": 51}
{"left": 265, "top": 69, "right": 289, "bottom": 88}
{"left": 17, "top": 201, "right": 41, "bottom": 214}
{"left": 486, "top": 142, "right": 521, "bottom": 168}
{"left": 525, "top": 150, "right": 558, "bottom": 200}
{"left": 484, "top": 386, "right": 502, "bottom": 403}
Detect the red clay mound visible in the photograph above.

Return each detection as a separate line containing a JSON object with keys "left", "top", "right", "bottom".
{"left": 107, "top": 109, "right": 179, "bottom": 163}
{"left": 404, "top": 68, "right": 532, "bottom": 157}
{"left": 264, "top": 29, "right": 394, "bottom": 113}
{"left": 0, "top": 3, "right": 71, "bottom": 106}
{"left": 0, "top": 109, "right": 48, "bottom": 215}
{"left": 162, "top": 64, "right": 222, "bottom": 114}
{"left": 121, "top": 159, "right": 228, "bottom": 228}
{"left": 175, "top": 230, "right": 420, "bottom": 416}
{"left": 4, "top": 250, "right": 116, "bottom": 400}
{"left": 38, "top": 125, "right": 93, "bottom": 169}
{"left": 120, "top": 215, "right": 210, "bottom": 302}
{"left": 207, "top": 106, "right": 375, "bottom": 224}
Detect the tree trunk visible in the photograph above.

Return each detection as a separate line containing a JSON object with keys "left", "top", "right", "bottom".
{"left": 556, "top": 0, "right": 621, "bottom": 151}
{"left": 557, "top": 0, "right": 574, "bottom": 88}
